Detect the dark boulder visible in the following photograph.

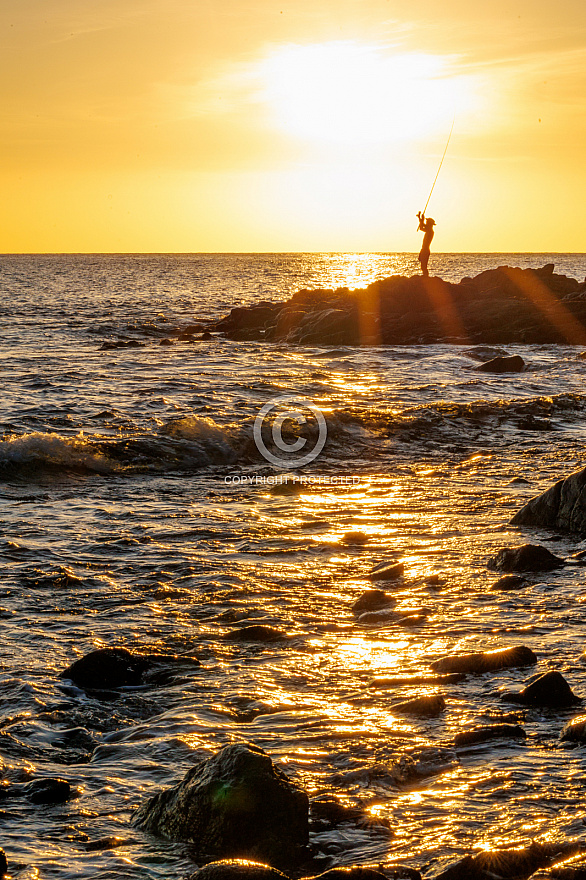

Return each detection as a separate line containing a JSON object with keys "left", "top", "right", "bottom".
{"left": 560, "top": 714, "right": 586, "bottom": 743}
{"left": 476, "top": 355, "right": 525, "bottom": 373}
{"left": 504, "top": 671, "right": 580, "bottom": 708}
{"left": 24, "top": 778, "right": 74, "bottom": 804}
{"left": 303, "top": 869, "right": 420, "bottom": 880}
{"left": 391, "top": 694, "right": 445, "bottom": 717}
{"left": 133, "top": 743, "right": 309, "bottom": 865}
{"left": 351, "top": 589, "right": 396, "bottom": 614}
{"left": 60, "top": 647, "right": 151, "bottom": 689}
{"left": 454, "top": 724, "right": 526, "bottom": 748}
{"left": 511, "top": 467, "right": 586, "bottom": 534}
{"left": 434, "top": 841, "right": 584, "bottom": 880}
{"left": 341, "top": 531, "right": 369, "bottom": 545}
{"left": 224, "top": 626, "right": 288, "bottom": 643}
{"left": 491, "top": 575, "right": 529, "bottom": 591}
{"left": 0, "top": 849, "right": 6, "bottom": 878}
{"left": 369, "top": 561, "right": 405, "bottom": 582}
{"left": 189, "top": 860, "right": 290, "bottom": 880}
{"left": 431, "top": 645, "right": 537, "bottom": 675}
{"left": 488, "top": 544, "right": 565, "bottom": 572}
{"left": 60, "top": 646, "right": 200, "bottom": 691}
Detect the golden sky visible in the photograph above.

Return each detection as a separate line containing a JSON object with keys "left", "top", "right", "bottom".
{"left": 1, "top": 0, "right": 585, "bottom": 252}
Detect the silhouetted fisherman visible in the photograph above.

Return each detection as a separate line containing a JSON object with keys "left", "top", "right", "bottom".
{"left": 417, "top": 212, "right": 436, "bottom": 277}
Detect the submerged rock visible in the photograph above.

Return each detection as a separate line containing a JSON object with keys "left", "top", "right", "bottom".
{"left": 491, "top": 575, "right": 530, "bottom": 591}
{"left": 303, "top": 869, "right": 420, "bottom": 880}
{"left": 560, "top": 715, "right": 586, "bottom": 743}
{"left": 511, "top": 467, "right": 586, "bottom": 534}
{"left": 435, "top": 841, "right": 585, "bottom": 880}
{"left": 60, "top": 646, "right": 201, "bottom": 691}
{"left": 224, "top": 626, "right": 288, "bottom": 643}
{"left": 503, "top": 671, "right": 580, "bottom": 708}
{"left": 341, "top": 531, "right": 369, "bottom": 545}
{"left": 488, "top": 544, "right": 565, "bottom": 572}
{"left": 391, "top": 694, "right": 446, "bottom": 717}
{"left": 431, "top": 645, "right": 537, "bottom": 675}
{"left": 369, "top": 561, "right": 405, "bottom": 582}
{"left": 133, "top": 743, "right": 309, "bottom": 865}
{"left": 24, "top": 778, "right": 74, "bottom": 804}
{"left": 476, "top": 354, "right": 525, "bottom": 373}
{"left": 60, "top": 647, "right": 151, "bottom": 689}
{"left": 351, "top": 589, "right": 396, "bottom": 614}
{"left": 453, "top": 724, "right": 526, "bottom": 748}
{"left": 189, "top": 860, "right": 290, "bottom": 880}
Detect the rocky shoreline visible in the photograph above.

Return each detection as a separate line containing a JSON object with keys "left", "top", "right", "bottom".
{"left": 4, "top": 498, "right": 586, "bottom": 877}
{"left": 209, "top": 264, "right": 586, "bottom": 346}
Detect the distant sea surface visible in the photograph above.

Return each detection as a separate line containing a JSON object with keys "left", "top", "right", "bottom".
{"left": 2, "top": 252, "right": 586, "bottom": 879}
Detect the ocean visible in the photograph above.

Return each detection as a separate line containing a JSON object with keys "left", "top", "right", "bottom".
{"left": 2, "top": 252, "right": 586, "bottom": 879}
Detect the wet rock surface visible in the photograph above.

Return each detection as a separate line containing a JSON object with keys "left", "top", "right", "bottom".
{"left": 304, "top": 869, "right": 421, "bottom": 880}
{"left": 351, "top": 589, "right": 397, "bottom": 614}
{"left": 133, "top": 743, "right": 309, "bottom": 865}
{"left": 476, "top": 355, "right": 526, "bottom": 373}
{"left": 488, "top": 545, "right": 565, "bottom": 573}
{"left": 210, "top": 266, "right": 586, "bottom": 346}
{"left": 560, "top": 715, "right": 586, "bottom": 743}
{"left": 491, "top": 574, "right": 530, "bottom": 591}
{"left": 434, "top": 841, "right": 585, "bottom": 880}
{"left": 391, "top": 694, "right": 446, "bottom": 717}
{"left": 511, "top": 467, "right": 586, "bottom": 534}
{"left": 189, "top": 859, "right": 291, "bottom": 880}
{"left": 453, "top": 723, "right": 526, "bottom": 748}
{"left": 61, "top": 647, "right": 152, "bottom": 689}
{"left": 430, "top": 645, "right": 537, "bottom": 675}
{"left": 504, "top": 671, "right": 581, "bottom": 708}
{"left": 24, "top": 777, "right": 75, "bottom": 804}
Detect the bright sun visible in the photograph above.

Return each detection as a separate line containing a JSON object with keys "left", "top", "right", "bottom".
{"left": 259, "top": 41, "right": 477, "bottom": 148}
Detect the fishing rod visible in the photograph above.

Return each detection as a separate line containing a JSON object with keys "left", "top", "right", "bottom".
{"left": 420, "top": 115, "right": 455, "bottom": 216}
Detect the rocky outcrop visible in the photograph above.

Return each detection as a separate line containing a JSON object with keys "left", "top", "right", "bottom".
{"left": 210, "top": 265, "right": 586, "bottom": 346}
{"left": 511, "top": 468, "right": 586, "bottom": 534}
{"left": 488, "top": 545, "right": 565, "bottom": 572}
{"left": 133, "top": 743, "right": 308, "bottom": 866}
{"left": 431, "top": 645, "right": 537, "bottom": 675}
